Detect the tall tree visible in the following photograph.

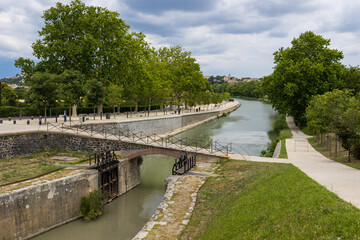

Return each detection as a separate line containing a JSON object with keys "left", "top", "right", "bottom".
{"left": 26, "top": 72, "right": 59, "bottom": 121}
{"left": 262, "top": 31, "right": 344, "bottom": 126}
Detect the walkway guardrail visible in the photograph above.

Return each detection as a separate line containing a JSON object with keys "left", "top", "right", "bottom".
{"left": 46, "top": 121, "right": 247, "bottom": 157}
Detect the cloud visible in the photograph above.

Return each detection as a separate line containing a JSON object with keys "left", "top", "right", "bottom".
{"left": 123, "top": 0, "right": 216, "bottom": 14}
{"left": 1, "top": 0, "right": 360, "bottom": 78}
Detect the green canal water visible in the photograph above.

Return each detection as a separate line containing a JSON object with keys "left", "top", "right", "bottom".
{"left": 31, "top": 98, "right": 277, "bottom": 240}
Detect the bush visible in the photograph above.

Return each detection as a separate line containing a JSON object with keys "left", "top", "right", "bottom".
{"left": 0, "top": 106, "right": 19, "bottom": 117}
{"left": 80, "top": 189, "right": 104, "bottom": 220}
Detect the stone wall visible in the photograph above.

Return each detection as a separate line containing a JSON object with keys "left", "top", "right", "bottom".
{"left": 0, "top": 170, "right": 98, "bottom": 240}
{"left": 0, "top": 132, "right": 150, "bottom": 159}
{"left": 0, "top": 155, "right": 142, "bottom": 240}
{"left": 78, "top": 111, "right": 220, "bottom": 136}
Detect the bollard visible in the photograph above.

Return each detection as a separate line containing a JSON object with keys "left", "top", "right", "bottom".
{"left": 27, "top": 120, "right": 30, "bottom": 125}
{"left": 13, "top": 120, "right": 16, "bottom": 124}
{"left": 0, "top": 120, "right": 2, "bottom": 124}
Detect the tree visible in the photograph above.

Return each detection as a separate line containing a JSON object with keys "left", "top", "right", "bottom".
{"left": 343, "top": 66, "right": 360, "bottom": 94}
{"left": 0, "top": 83, "right": 18, "bottom": 106}
{"left": 58, "top": 70, "right": 86, "bottom": 116}
{"left": 262, "top": 31, "right": 344, "bottom": 126}
{"left": 26, "top": 72, "right": 59, "bottom": 121}
{"left": 306, "top": 89, "right": 360, "bottom": 161}
{"left": 106, "top": 84, "right": 123, "bottom": 113}
{"left": 86, "top": 79, "right": 104, "bottom": 114}
{"left": 16, "top": 0, "right": 131, "bottom": 113}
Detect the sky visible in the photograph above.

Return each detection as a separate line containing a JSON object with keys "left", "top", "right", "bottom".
{"left": 1, "top": 0, "right": 360, "bottom": 78}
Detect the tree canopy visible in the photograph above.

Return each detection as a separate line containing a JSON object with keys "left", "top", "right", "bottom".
{"left": 262, "top": 31, "right": 344, "bottom": 126}
{"left": 12, "top": 0, "right": 229, "bottom": 116}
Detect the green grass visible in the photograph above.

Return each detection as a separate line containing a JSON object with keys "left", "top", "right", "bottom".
{"left": 0, "top": 150, "right": 89, "bottom": 185}
{"left": 278, "top": 129, "right": 292, "bottom": 159}
{"left": 279, "top": 139, "right": 288, "bottom": 158}
{"left": 180, "top": 161, "right": 360, "bottom": 239}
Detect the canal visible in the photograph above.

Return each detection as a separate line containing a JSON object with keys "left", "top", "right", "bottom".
{"left": 32, "top": 98, "right": 277, "bottom": 240}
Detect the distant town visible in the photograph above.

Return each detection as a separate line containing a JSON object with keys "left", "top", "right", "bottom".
{"left": 0, "top": 74, "right": 26, "bottom": 89}
{"left": 204, "top": 74, "right": 261, "bottom": 84}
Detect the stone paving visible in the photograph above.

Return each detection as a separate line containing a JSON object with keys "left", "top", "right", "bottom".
{"left": 0, "top": 102, "right": 236, "bottom": 135}
{"left": 133, "top": 162, "right": 217, "bottom": 240}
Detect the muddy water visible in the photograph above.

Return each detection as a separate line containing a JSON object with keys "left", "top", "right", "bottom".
{"left": 32, "top": 155, "right": 174, "bottom": 240}
{"left": 32, "top": 98, "right": 277, "bottom": 240}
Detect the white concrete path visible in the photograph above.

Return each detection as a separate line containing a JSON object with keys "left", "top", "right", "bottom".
{"left": 285, "top": 116, "right": 360, "bottom": 209}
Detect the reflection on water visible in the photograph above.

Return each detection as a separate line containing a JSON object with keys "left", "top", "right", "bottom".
{"left": 176, "top": 98, "right": 278, "bottom": 155}
{"left": 32, "top": 155, "right": 174, "bottom": 240}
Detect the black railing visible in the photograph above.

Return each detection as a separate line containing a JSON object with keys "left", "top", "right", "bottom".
{"left": 47, "top": 121, "right": 247, "bottom": 158}
{"left": 172, "top": 154, "right": 196, "bottom": 175}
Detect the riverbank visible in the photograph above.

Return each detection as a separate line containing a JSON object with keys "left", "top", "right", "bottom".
{"left": 134, "top": 163, "right": 218, "bottom": 240}
{"left": 180, "top": 160, "right": 360, "bottom": 239}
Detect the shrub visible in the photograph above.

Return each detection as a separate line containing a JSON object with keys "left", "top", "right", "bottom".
{"left": 80, "top": 189, "right": 104, "bottom": 220}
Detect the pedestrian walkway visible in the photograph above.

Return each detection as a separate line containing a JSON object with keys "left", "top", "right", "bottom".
{"left": 286, "top": 116, "right": 360, "bottom": 209}
{"left": 230, "top": 116, "right": 360, "bottom": 209}
{"left": 0, "top": 101, "right": 238, "bottom": 135}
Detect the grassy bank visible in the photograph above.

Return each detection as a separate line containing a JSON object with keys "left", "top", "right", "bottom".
{"left": 181, "top": 161, "right": 360, "bottom": 239}
{"left": 0, "top": 150, "right": 89, "bottom": 186}
{"left": 261, "top": 114, "right": 292, "bottom": 158}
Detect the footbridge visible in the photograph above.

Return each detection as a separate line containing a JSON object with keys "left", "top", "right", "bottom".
{"left": 46, "top": 121, "right": 248, "bottom": 162}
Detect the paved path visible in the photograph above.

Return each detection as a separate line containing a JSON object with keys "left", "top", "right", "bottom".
{"left": 0, "top": 101, "right": 239, "bottom": 135}
{"left": 231, "top": 116, "right": 360, "bottom": 209}
{"left": 285, "top": 116, "right": 360, "bottom": 209}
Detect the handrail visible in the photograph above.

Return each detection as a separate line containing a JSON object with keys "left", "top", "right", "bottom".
{"left": 46, "top": 122, "right": 246, "bottom": 156}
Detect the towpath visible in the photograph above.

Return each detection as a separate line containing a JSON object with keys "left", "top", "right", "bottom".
{"left": 231, "top": 116, "right": 360, "bottom": 209}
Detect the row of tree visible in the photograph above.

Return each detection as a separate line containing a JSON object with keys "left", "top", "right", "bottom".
{"left": 13, "top": 0, "right": 228, "bottom": 117}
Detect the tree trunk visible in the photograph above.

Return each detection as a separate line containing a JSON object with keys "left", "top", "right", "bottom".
{"left": 72, "top": 105, "right": 77, "bottom": 117}
{"left": 160, "top": 103, "right": 164, "bottom": 112}
{"left": 135, "top": 99, "right": 138, "bottom": 113}
{"left": 117, "top": 104, "right": 121, "bottom": 113}
{"left": 97, "top": 103, "right": 103, "bottom": 115}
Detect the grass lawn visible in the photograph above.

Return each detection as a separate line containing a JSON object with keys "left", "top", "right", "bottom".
{"left": 180, "top": 160, "right": 360, "bottom": 239}
{"left": 0, "top": 150, "right": 89, "bottom": 185}
{"left": 278, "top": 129, "right": 292, "bottom": 159}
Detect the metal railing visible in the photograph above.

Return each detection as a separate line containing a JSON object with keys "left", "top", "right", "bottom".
{"left": 172, "top": 154, "right": 196, "bottom": 175}
{"left": 46, "top": 121, "right": 246, "bottom": 157}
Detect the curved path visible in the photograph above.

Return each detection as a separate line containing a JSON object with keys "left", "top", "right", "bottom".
{"left": 286, "top": 116, "right": 360, "bottom": 209}
{"left": 231, "top": 116, "right": 360, "bottom": 209}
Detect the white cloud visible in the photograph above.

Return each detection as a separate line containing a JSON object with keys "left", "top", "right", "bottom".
{"left": 1, "top": 0, "right": 360, "bottom": 78}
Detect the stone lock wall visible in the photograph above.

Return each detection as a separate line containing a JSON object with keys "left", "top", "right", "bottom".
{"left": 0, "top": 171, "right": 98, "bottom": 240}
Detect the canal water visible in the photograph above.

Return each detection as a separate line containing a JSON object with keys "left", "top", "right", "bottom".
{"left": 32, "top": 98, "right": 277, "bottom": 240}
